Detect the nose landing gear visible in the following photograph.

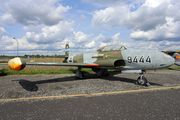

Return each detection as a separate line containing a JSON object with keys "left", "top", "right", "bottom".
{"left": 135, "top": 70, "right": 150, "bottom": 87}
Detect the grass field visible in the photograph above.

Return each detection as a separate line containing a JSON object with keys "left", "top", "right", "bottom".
{"left": 0, "top": 67, "right": 94, "bottom": 76}
{"left": 0, "top": 65, "right": 180, "bottom": 76}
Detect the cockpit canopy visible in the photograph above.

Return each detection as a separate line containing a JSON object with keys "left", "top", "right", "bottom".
{"left": 97, "top": 45, "right": 127, "bottom": 52}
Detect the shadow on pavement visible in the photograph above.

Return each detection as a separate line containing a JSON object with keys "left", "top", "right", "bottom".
{"left": 12, "top": 72, "right": 163, "bottom": 92}
{"left": 0, "top": 69, "right": 8, "bottom": 76}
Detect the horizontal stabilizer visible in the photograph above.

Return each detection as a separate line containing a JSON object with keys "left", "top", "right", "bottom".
{"left": 174, "top": 53, "right": 180, "bottom": 66}
{"left": 175, "top": 62, "right": 180, "bottom": 66}
{"left": 162, "top": 51, "right": 180, "bottom": 66}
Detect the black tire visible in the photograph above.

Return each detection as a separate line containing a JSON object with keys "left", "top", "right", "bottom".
{"left": 137, "top": 76, "right": 147, "bottom": 85}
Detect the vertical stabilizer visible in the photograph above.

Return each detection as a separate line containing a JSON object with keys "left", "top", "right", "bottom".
{"left": 65, "top": 43, "right": 70, "bottom": 58}
{"left": 173, "top": 52, "right": 180, "bottom": 66}
{"left": 63, "top": 43, "right": 70, "bottom": 63}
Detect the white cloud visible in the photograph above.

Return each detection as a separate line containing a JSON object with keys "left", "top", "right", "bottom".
{"left": 0, "top": 35, "right": 68, "bottom": 55}
{"left": 92, "top": 5, "right": 128, "bottom": 28}
{"left": 112, "top": 32, "right": 120, "bottom": 40}
{"left": 0, "top": 36, "right": 39, "bottom": 51}
{"left": 120, "top": 0, "right": 170, "bottom": 31}
{"left": 82, "top": 0, "right": 127, "bottom": 6}
{"left": 0, "top": 27, "right": 7, "bottom": 38}
{"left": 74, "top": 31, "right": 92, "bottom": 44}
{"left": 143, "top": 0, "right": 168, "bottom": 8}
{"left": 92, "top": 1, "right": 169, "bottom": 30}
{"left": 26, "top": 21, "right": 74, "bottom": 44}
{"left": 23, "top": 24, "right": 45, "bottom": 32}
{"left": 0, "top": 13, "right": 15, "bottom": 26}
{"left": 0, "top": 36, "right": 13, "bottom": 51}
{"left": 99, "top": 32, "right": 121, "bottom": 47}
{"left": 130, "top": 17, "right": 180, "bottom": 41}
{"left": 102, "top": 32, "right": 120, "bottom": 43}
{"left": 80, "top": 14, "right": 87, "bottom": 20}
{"left": 0, "top": 0, "right": 8, "bottom": 12}
{"left": 92, "top": 33, "right": 105, "bottom": 41}
{"left": 1, "top": 0, "right": 71, "bottom": 26}
{"left": 1, "top": 0, "right": 180, "bottom": 55}
{"left": 92, "top": 0, "right": 180, "bottom": 43}
{"left": 85, "top": 40, "right": 96, "bottom": 48}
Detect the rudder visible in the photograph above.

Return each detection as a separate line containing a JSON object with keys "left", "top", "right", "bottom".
{"left": 63, "top": 43, "right": 70, "bottom": 63}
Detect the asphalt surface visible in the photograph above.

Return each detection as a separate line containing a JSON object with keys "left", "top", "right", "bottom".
{"left": 0, "top": 69, "right": 180, "bottom": 119}
{"left": 0, "top": 89, "right": 180, "bottom": 120}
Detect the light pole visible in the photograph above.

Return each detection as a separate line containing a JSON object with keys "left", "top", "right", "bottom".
{"left": 13, "top": 37, "right": 19, "bottom": 57}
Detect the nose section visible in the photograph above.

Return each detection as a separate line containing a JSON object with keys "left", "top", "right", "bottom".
{"left": 160, "top": 53, "right": 175, "bottom": 68}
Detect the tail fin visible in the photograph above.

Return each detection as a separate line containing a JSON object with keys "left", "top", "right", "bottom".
{"left": 173, "top": 52, "right": 180, "bottom": 66}
{"left": 63, "top": 43, "right": 70, "bottom": 63}
{"left": 163, "top": 51, "right": 180, "bottom": 66}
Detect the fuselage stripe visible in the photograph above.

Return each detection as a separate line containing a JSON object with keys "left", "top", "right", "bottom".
{"left": 65, "top": 49, "right": 70, "bottom": 51}
{"left": 86, "top": 64, "right": 99, "bottom": 66}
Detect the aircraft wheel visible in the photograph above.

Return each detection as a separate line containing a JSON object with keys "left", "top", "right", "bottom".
{"left": 137, "top": 76, "right": 147, "bottom": 85}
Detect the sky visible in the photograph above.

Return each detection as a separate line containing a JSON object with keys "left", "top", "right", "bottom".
{"left": 0, "top": 0, "right": 180, "bottom": 56}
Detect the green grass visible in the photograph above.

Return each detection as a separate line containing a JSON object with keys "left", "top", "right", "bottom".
{"left": 0, "top": 67, "right": 95, "bottom": 76}
{"left": 0, "top": 68, "right": 76, "bottom": 76}
{"left": 159, "top": 66, "right": 180, "bottom": 70}
{"left": 0, "top": 66, "right": 180, "bottom": 76}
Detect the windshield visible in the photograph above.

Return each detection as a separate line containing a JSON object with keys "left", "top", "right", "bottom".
{"left": 97, "top": 45, "right": 127, "bottom": 51}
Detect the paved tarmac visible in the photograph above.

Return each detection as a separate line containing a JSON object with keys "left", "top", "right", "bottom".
{"left": 0, "top": 89, "right": 180, "bottom": 120}
{"left": 0, "top": 69, "right": 180, "bottom": 119}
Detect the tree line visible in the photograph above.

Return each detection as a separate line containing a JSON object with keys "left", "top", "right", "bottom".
{"left": 0, "top": 54, "right": 65, "bottom": 59}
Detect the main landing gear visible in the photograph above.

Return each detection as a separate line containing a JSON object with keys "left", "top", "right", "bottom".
{"left": 75, "top": 67, "right": 84, "bottom": 79}
{"left": 135, "top": 70, "right": 150, "bottom": 87}
{"left": 75, "top": 67, "right": 109, "bottom": 79}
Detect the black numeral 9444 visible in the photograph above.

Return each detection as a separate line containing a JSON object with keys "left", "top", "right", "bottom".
{"left": 127, "top": 56, "right": 151, "bottom": 63}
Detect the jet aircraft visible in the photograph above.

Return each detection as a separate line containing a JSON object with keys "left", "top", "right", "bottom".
{"left": 8, "top": 43, "right": 180, "bottom": 86}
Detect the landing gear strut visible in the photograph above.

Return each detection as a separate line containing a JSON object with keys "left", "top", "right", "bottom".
{"left": 92, "top": 68, "right": 109, "bottom": 77}
{"left": 75, "top": 67, "right": 84, "bottom": 79}
{"left": 135, "top": 70, "right": 150, "bottom": 87}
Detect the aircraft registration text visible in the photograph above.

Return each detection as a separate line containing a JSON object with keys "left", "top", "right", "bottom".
{"left": 127, "top": 56, "right": 151, "bottom": 63}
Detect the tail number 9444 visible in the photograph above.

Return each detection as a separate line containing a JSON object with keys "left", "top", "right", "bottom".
{"left": 127, "top": 56, "right": 151, "bottom": 63}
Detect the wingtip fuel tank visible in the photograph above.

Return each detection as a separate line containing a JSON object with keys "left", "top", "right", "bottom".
{"left": 8, "top": 57, "right": 26, "bottom": 71}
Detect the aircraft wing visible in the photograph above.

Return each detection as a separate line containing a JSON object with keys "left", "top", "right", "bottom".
{"left": 27, "top": 63, "right": 99, "bottom": 67}
{"left": 8, "top": 57, "right": 99, "bottom": 71}
{"left": 26, "top": 63, "right": 99, "bottom": 67}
